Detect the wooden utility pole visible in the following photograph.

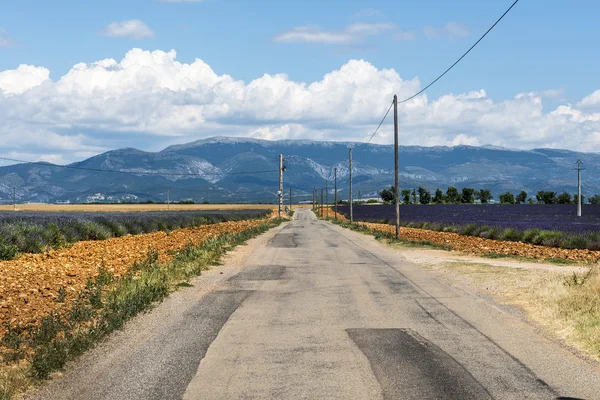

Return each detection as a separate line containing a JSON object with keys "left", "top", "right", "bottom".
{"left": 349, "top": 148, "right": 353, "bottom": 223}
{"left": 320, "top": 188, "right": 324, "bottom": 217}
{"left": 575, "top": 160, "right": 585, "bottom": 217}
{"left": 325, "top": 179, "right": 328, "bottom": 218}
{"left": 394, "top": 94, "right": 400, "bottom": 239}
{"left": 278, "top": 154, "right": 283, "bottom": 218}
{"left": 289, "top": 186, "right": 292, "bottom": 210}
{"left": 334, "top": 168, "right": 338, "bottom": 220}
{"left": 167, "top": 189, "right": 170, "bottom": 211}
{"left": 13, "top": 186, "right": 16, "bottom": 212}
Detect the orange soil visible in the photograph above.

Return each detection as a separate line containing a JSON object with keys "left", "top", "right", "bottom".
{"left": 359, "top": 222, "right": 600, "bottom": 263}
{"left": 317, "top": 207, "right": 600, "bottom": 263}
{"left": 0, "top": 219, "right": 266, "bottom": 331}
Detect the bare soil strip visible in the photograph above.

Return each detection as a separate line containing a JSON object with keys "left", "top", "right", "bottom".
{"left": 319, "top": 208, "right": 600, "bottom": 262}
{"left": 360, "top": 221, "right": 600, "bottom": 262}
{"left": 0, "top": 219, "right": 266, "bottom": 331}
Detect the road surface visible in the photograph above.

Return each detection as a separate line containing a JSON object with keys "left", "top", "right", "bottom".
{"left": 30, "top": 209, "right": 600, "bottom": 399}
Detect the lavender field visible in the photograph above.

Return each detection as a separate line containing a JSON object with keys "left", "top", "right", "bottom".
{"left": 338, "top": 204, "right": 600, "bottom": 235}
{"left": 0, "top": 209, "right": 270, "bottom": 259}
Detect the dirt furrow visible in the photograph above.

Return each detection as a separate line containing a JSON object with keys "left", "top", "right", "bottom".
{"left": 0, "top": 220, "right": 265, "bottom": 330}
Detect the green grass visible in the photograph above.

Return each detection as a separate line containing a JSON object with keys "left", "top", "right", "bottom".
{"left": 327, "top": 218, "right": 452, "bottom": 251}
{"left": 0, "top": 217, "right": 286, "bottom": 398}
{"left": 545, "top": 257, "right": 578, "bottom": 265}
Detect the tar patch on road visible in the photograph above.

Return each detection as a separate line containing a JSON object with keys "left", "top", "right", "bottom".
{"left": 267, "top": 233, "right": 298, "bottom": 248}
{"left": 231, "top": 265, "right": 286, "bottom": 281}
{"left": 347, "top": 328, "right": 492, "bottom": 400}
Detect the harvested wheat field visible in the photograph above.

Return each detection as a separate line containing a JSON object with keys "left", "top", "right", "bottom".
{"left": 0, "top": 203, "right": 278, "bottom": 213}
{"left": 0, "top": 219, "right": 265, "bottom": 333}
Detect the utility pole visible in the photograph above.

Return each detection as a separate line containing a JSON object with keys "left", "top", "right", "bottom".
{"left": 394, "top": 94, "right": 400, "bottom": 239}
{"left": 289, "top": 186, "right": 292, "bottom": 211}
{"left": 574, "top": 160, "right": 585, "bottom": 217}
{"left": 334, "top": 168, "right": 338, "bottom": 220}
{"left": 167, "top": 189, "right": 170, "bottom": 211}
{"left": 358, "top": 190, "right": 361, "bottom": 204}
{"left": 13, "top": 186, "right": 16, "bottom": 212}
{"left": 349, "top": 148, "right": 353, "bottom": 223}
{"left": 278, "top": 154, "right": 283, "bottom": 218}
{"left": 320, "top": 188, "right": 324, "bottom": 217}
{"left": 313, "top": 188, "right": 316, "bottom": 210}
{"left": 325, "top": 179, "right": 329, "bottom": 218}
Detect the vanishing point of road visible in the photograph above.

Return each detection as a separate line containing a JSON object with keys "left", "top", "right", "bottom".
{"left": 30, "top": 210, "right": 600, "bottom": 399}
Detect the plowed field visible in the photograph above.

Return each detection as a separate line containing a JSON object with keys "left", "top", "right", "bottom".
{"left": 0, "top": 219, "right": 266, "bottom": 332}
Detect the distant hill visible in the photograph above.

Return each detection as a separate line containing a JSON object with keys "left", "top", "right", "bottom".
{"left": 0, "top": 137, "right": 598, "bottom": 204}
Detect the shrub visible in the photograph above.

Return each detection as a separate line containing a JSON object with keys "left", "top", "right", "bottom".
{"left": 0, "top": 244, "right": 19, "bottom": 260}
{"left": 500, "top": 228, "right": 523, "bottom": 242}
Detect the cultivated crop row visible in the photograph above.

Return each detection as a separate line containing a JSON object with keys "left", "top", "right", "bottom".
{"left": 0, "top": 210, "right": 270, "bottom": 260}
{"left": 337, "top": 204, "right": 600, "bottom": 250}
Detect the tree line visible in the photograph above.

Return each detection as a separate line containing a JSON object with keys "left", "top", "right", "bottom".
{"left": 379, "top": 186, "right": 600, "bottom": 205}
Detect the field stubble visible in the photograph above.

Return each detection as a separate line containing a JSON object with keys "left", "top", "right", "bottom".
{"left": 0, "top": 204, "right": 278, "bottom": 213}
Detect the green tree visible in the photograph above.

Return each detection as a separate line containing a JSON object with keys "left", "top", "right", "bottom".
{"left": 589, "top": 194, "right": 600, "bottom": 204}
{"left": 574, "top": 194, "right": 585, "bottom": 204}
{"left": 499, "top": 192, "right": 515, "bottom": 204}
{"left": 379, "top": 186, "right": 395, "bottom": 203}
{"left": 516, "top": 191, "right": 527, "bottom": 204}
{"left": 460, "top": 188, "right": 476, "bottom": 204}
{"left": 528, "top": 198, "right": 534, "bottom": 204}
{"left": 418, "top": 186, "right": 431, "bottom": 204}
{"left": 536, "top": 191, "right": 557, "bottom": 204}
{"left": 401, "top": 189, "right": 411, "bottom": 204}
{"left": 446, "top": 187, "right": 460, "bottom": 204}
{"left": 476, "top": 189, "right": 493, "bottom": 204}
{"left": 557, "top": 192, "right": 572, "bottom": 204}
{"left": 411, "top": 189, "right": 417, "bottom": 204}
{"left": 432, "top": 188, "right": 444, "bottom": 204}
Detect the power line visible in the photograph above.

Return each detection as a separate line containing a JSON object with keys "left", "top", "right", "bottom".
{"left": 397, "top": 0, "right": 519, "bottom": 105}
{"left": 0, "top": 156, "right": 278, "bottom": 177}
{"left": 362, "top": 0, "right": 520, "bottom": 144}
{"left": 366, "top": 100, "right": 394, "bottom": 145}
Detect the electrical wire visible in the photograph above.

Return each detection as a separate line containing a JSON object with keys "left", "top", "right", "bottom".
{"left": 366, "top": 100, "right": 394, "bottom": 145}
{"left": 397, "top": 0, "right": 519, "bottom": 105}
{"left": 0, "top": 156, "right": 278, "bottom": 177}
{"left": 362, "top": 0, "right": 520, "bottom": 145}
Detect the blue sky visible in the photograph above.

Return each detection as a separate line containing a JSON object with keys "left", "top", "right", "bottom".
{"left": 1, "top": 0, "right": 600, "bottom": 163}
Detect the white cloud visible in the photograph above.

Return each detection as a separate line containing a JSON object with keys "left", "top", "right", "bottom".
{"left": 424, "top": 22, "right": 469, "bottom": 39}
{"left": 100, "top": 20, "right": 154, "bottom": 39}
{"left": 274, "top": 22, "right": 410, "bottom": 45}
{"left": 1, "top": 48, "right": 600, "bottom": 163}
{"left": 0, "top": 28, "right": 9, "bottom": 47}
{"left": 0, "top": 64, "right": 50, "bottom": 95}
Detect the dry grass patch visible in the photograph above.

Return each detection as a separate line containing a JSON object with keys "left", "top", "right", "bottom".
{"left": 424, "top": 259, "right": 600, "bottom": 360}
{"left": 0, "top": 364, "right": 30, "bottom": 400}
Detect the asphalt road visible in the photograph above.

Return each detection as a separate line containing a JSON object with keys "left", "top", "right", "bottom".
{"left": 30, "top": 209, "right": 600, "bottom": 399}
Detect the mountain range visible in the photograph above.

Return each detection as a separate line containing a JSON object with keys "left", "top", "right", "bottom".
{"left": 0, "top": 137, "right": 598, "bottom": 204}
